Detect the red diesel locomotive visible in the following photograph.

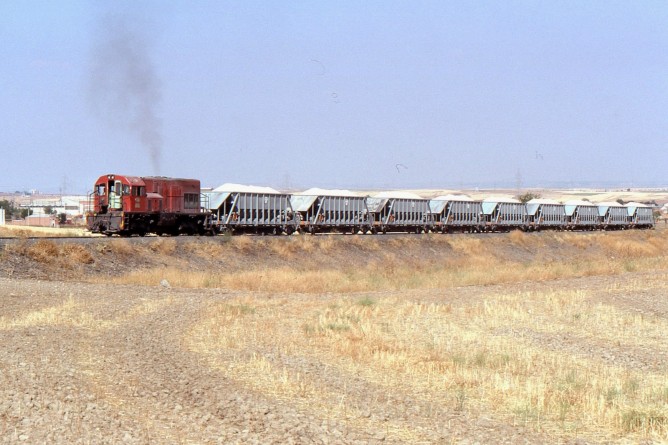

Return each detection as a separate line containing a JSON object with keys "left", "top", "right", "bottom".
{"left": 87, "top": 174, "right": 210, "bottom": 236}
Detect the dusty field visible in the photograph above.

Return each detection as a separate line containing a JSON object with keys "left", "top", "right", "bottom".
{"left": 1, "top": 231, "right": 668, "bottom": 444}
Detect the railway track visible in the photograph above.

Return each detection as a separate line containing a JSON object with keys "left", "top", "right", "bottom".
{"left": 1, "top": 220, "right": 658, "bottom": 248}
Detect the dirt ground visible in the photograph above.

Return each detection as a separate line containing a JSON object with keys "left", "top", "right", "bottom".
{"left": 0, "top": 233, "right": 666, "bottom": 444}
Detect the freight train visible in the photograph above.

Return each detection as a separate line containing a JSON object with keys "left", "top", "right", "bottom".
{"left": 86, "top": 174, "right": 656, "bottom": 236}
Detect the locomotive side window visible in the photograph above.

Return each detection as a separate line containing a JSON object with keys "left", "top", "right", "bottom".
{"left": 122, "top": 185, "right": 130, "bottom": 195}
{"left": 132, "top": 186, "right": 145, "bottom": 197}
{"left": 184, "top": 193, "right": 199, "bottom": 209}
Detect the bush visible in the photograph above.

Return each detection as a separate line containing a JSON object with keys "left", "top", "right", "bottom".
{"left": 517, "top": 192, "right": 541, "bottom": 203}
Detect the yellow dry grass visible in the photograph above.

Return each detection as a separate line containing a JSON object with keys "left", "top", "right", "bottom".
{"left": 0, "top": 224, "right": 90, "bottom": 237}
{"left": 0, "top": 295, "right": 106, "bottom": 330}
{"left": 187, "top": 281, "right": 668, "bottom": 442}
{"left": 104, "top": 230, "right": 668, "bottom": 293}
{"left": 176, "top": 229, "right": 668, "bottom": 442}
{"left": 4, "top": 239, "right": 94, "bottom": 265}
{"left": 0, "top": 292, "right": 175, "bottom": 332}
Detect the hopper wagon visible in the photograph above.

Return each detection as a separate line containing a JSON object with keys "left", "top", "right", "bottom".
{"left": 625, "top": 202, "right": 655, "bottom": 229}
{"left": 481, "top": 197, "right": 526, "bottom": 231}
{"left": 429, "top": 195, "right": 482, "bottom": 233}
{"left": 291, "top": 188, "right": 371, "bottom": 234}
{"left": 525, "top": 199, "right": 567, "bottom": 231}
{"left": 367, "top": 192, "right": 433, "bottom": 234}
{"left": 205, "top": 184, "right": 299, "bottom": 235}
{"left": 564, "top": 201, "right": 600, "bottom": 230}
{"left": 597, "top": 202, "right": 630, "bottom": 230}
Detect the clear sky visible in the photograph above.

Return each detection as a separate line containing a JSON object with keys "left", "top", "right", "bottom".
{"left": 1, "top": 1, "right": 667, "bottom": 194}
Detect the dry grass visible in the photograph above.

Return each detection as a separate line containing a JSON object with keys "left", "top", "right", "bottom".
{"left": 187, "top": 281, "right": 668, "bottom": 442}
{"left": 104, "top": 230, "right": 668, "bottom": 294}
{"left": 176, "top": 230, "right": 668, "bottom": 442}
{"left": 0, "top": 225, "right": 89, "bottom": 237}
{"left": 0, "top": 294, "right": 105, "bottom": 329}
{"left": 5, "top": 239, "right": 93, "bottom": 265}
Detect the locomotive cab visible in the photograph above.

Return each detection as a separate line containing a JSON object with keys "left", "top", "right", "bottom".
{"left": 93, "top": 176, "right": 144, "bottom": 214}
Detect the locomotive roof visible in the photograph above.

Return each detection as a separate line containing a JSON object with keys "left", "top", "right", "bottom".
{"left": 95, "top": 174, "right": 199, "bottom": 185}
{"left": 94, "top": 174, "right": 145, "bottom": 185}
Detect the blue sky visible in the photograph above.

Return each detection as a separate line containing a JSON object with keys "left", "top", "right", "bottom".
{"left": 1, "top": 1, "right": 666, "bottom": 193}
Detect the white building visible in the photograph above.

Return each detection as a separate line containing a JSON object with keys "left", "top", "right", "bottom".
{"left": 19, "top": 195, "right": 88, "bottom": 217}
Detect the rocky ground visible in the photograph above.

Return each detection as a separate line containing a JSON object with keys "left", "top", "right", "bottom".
{"left": 1, "top": 233, "right": 666, "bottom": 444}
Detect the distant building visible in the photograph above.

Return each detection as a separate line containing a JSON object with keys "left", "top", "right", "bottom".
{"left": 17, "top": 195, "right": 88, "bottom": 217}
{"left": 11, "top": 215, "right": 57, "bottom": 227}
